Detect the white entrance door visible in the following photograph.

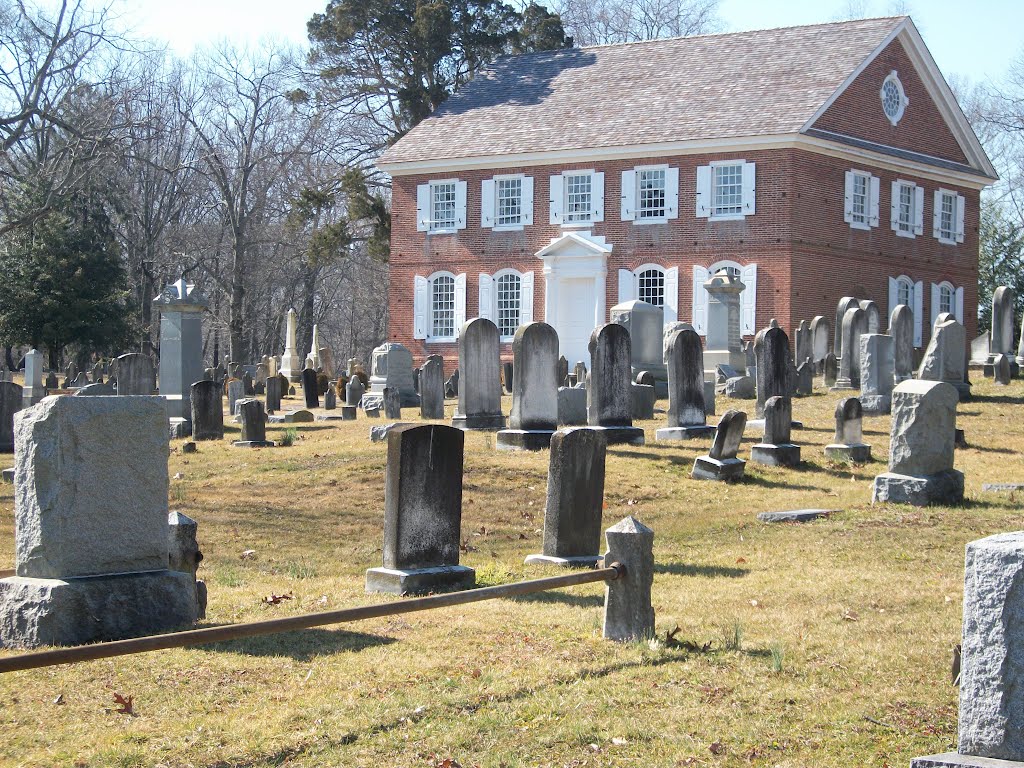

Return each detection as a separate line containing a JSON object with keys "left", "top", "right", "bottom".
{"left": 556, "top": 277, "right": 597, "bottom": 366}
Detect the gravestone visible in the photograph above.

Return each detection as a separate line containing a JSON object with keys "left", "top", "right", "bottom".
{"left": 241, "top": 372, "right": 255, "bottom": 397}
{"left": 0, "top": 381, "right": 22, "bottom": 452}
{"left": 280, "top": 308, "right": 301, "bottom": 382}
{"left": 419, "top": 355, "right": 445, "bottom": 420}
{"left": 663, "top": 321, "right": 693, "bottom": 363}
{"left": 0, "top": 397, "right": 198, "bottom": 647}
{"left": 833, "top": 307, "right": 867, "bottom": 390}
{"left": 795, "top": 361, "right": 813, "bottom": 396}
{"left": 233, "top": 398, "right": 274, "bottom": 447}
{"left": 557, "top": 387, "right": 587, "bottom": 426}
{"left": 226, "top": 378, "right": 244, "bottom": 416}
{"left": 657, "top": 328, "right": 714, "bottom": 440}
{"left": 872, "top": 380, "right": 963, "bottom": 506}
{"left": 889, "top": 304, "right": 915, "bottom": 383}
{"left": 602, "top": 517, "right": 656, "bottom": 642}
{"left": 74, "top": 382, "right": 115, "bottom": 396}
{"left": 307, "top": 324, "right": 321, "bottom": 372}
{"left": 823, "top": 352, "right": 838, "bottom": 388}
{"left": 46, "top": 371, "right": 58, "bottom": 390}
{"left": 525, "top": 428, "right": 607, "bottom": 567}
{"left": 452, "top": 318, "right": 505, "bottom": 430}
{"left": 497, "top": 322, "right": 558, "bottom": 450}
{"left": 365, "top": 424, "right": 475, "bottom": 595}
{"left": 610, "top": 300, "right": 667, "bottom": 394}
{"left": 859, "top": 333, "right": 895, "bottom": 414}
{"left": 691, "top": 409, "right": 747, "bottom": 481}
{"left": 702, "top": 270, "right": 746, "bottom": 374}
{"left": 346, "top": 375, "right": 365, "bottom": 407}
{"left": 301, "top": 368, "right": 320, "bottom": 409}
{"left": 825, "top": 397, "right": 871, "bottom": 463}
{"left": 22, "top": 349, "right": 44, "bottom": 407}
{"left": 117, "top": 353, "right": 155, "bottom": 396}
{"left": 70, "top": 372, "right": 89, "bottom": 389}
{"left": 987, "top": 286, "right": 1018, "bottom": 376}
{"left": 918, "top": 318, "right": 971, "bottom": 400}
{"left": 834, "top": 296, "right": 860, "bottom": 358}
{"left": 190, "top": 380, "right": 224, "bottom": 441}
{"left": 859, "top": 299, "right": 881, "bottom": 334}
{"left": 265, "top": 374, "right": 283, "bottom": 414}
{"left": 631, "top": 383, "right": 656, "bottom": 419}
{"left": 383, "top": 386, "right": 402, "bottom": 419}
{"left": 794, "top": 319, "right": 812, "bottom": 366}
{"left": 156, "top": 277, "right": 207, "bottom": 431}
{"left": 501, "top": 361, "right": 514, "bottom": 395}
{"left": 751, "top": 396, "right": 800, "bottom": 466}
{"left": 368, "top": 342, "right": 419, "bottom": 406}
{"left": 724, "top": 375, "right": 755, "bottom": 399}
{"left": 574, "top": 361, "right": 587, "bottom": 387}
{"left": 254, "top": 363, "right": 268, "bottom": 395}
{"left": 587, "top": 323, "right": 645, "bottom": 445}
{"left": 557, "top": 356, "right": 569, "bottom": 387}
{"left": 323, "top": 388, "right": 337, "bottom": 409}
{"left": 994, "top": 353, "right": 1012, "bottom": 385}
{"left": 810, "top": 315, "right": 831, "bottom": 371}
{"left": 755, "top": 326, "right": 791, "bottom": 418}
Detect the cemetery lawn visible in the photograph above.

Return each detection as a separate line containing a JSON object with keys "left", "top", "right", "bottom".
{"left": 1, "top": 380, "right": 1022, "bottom": 768}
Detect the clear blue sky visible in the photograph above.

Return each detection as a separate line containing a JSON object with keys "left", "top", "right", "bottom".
{"left": 114, "top": 0, "right": 1022, "bottom": 86}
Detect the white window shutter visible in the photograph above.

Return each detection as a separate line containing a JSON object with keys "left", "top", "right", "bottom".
{"left": 666, "top": 167, "right": 679, "bottom": 219}
{"left": 620, "top": 169, "right": 636, "bottom": 221}
{"left": 843, "top": 170, "right": 855, "bottom": 224}
{"left": 454, "top": 273, "right": 467, "bottom": 335}
{"left": 955, "top": 194, "right": 966, "bottom": 243}
{"left": 888, "top": 276, "right": 898, "bottom": 316}
{"left": 416, "top": 184, "right": 430, "bottom": 232}
{"left": 549, "top": 175, "right": 563, "bottom": 225}
{"left": 455, "top": 181, "right": 467, "bottom": 230}
{"left": 869, "top": 176, "right": 880, "bottom": 227}
{"left": 913, "top": 280, "right": 924, "bottom": 346}
{"left": 520, "top": 271, "right": 534, "bottom": 324}
{"left": 618, "top": 269, "right": 636, "bottom": 304}
{"left": 522, "top": 176, "right": 534, "bottom": 226}
{"left": 695, "top": 166, "right": 712, "bottom": 218}
{"left": 592, "top": 171, "right": 605, "bottom": 222}
{"left": 692, "top": 265, "right": 709, "bottom": 335}
{"left": 890, "top": 180, "right": 900, "bottom": 231}
{"left": 664, "top": 267, "right": 679, "bottom": 324}
{"left": 930, "top": 282, "right": 940, "bottom": 328}
{"left": 741, "top": 263, "right": 758, "bottom": 335}
{"left": 741, "top": 161, "right": 756, "bottom": 215}
{"left": 481, "top": 180, "right": 495, "bottom": 228}
{"left": 478, "top": 273, "right": 493, "bottom": 320}
{"left": 955, "top": 286, "right": 964, "bottom": 324}
{"left": 914, "top": 185, "right": 925, "bottom": 235}
{"left": 413, "top": 275, "right": 429, "bottom": 339}
{"left": 932, "top": 190, "right": 942, "bottom": 239}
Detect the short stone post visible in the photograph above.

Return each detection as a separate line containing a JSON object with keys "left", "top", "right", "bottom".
{"left": 233, "top": 398, "right": 274, "bottom": 447}
{"left": 190, "top": 380, "right": 224, "bottom": 441}
{"left": 602, "top": 516, "right": 655, "bottom": 643}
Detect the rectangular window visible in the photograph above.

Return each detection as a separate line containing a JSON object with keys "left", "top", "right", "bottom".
{"left": 713, "top": 163, "right": 744, "bottom": 216}
{"left": 431, "top": 276, "right": 455, "bottom": 338}
{"left": 637, "top": 168, "right": 666, "bottom": 219}
{"left": 431, "top": 182, "right": 457, "bottom": 231}
{"left": 897, "top": 182, "right": 915, "bottom": 234}
{"left": 496, "top": 177, "right": 522, "bottom": 226}
{"left": 939, "top": 191, "right": 956, "bottom": 242}
{"left": 564, "top": 173, "right": 592, "bottom": 223}
{"left": 496, "top": 273, "right": 521, "bottom": 338}
{"left": 851, "top": 174, "right": 868, "bottom": 226}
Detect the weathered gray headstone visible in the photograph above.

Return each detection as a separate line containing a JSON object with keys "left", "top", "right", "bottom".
{"left": 833, "top": 307, "right": 867, "bottom": 390}
{"left": 692, "top": 409, "right": 747, "bottom": 481}
{"left": 498, "top": 322, "right": 559, "bottom": 450}
{"left": 116, "top": 352, "right": 155, "bottom": 396}
{"left": 168, "top": 510, "right": 206, "bottom": 618}
{"left": 323, "top": 387, "right": 337, "bottom": 409}
{"left": 73, "top": 382, "right": 115, "bottom": 396}
{"left": 156, "top": 278, "right": 207, "bottom": 427}
{"left": 823, "top": 352, "right": 838, "bottom": 388}
{"left": 834, "top": 296, "right": 860, "bottom": 358}
{"left": 265, "top": 374, "right": 283, "bottom": 414}
{"left": 631, "top": 383, "right": 656, "bottom": 419}
{"left": 872, "top": 380, "right": 963, "bottom": 506}
{"left": 452, "top": 318, "right": 505, "bottom": 430}
{"left": 557, "top": 356, "right": 569, "bottom": 387}
{"left": 988, "top": 287, "right": 1016, "bottom": 373}
{"left": 657, "top": 328, "right": 713, "bottom": 440}
{"left": 795, "top": 361, "right": 813, "bottom": 396}
{"left": 365, "top": 424, "right": 475, "bottom": 595}
{"left": 602, "top": 516, "right": 655, "bottom": 642}
{"left": 810, "top": 315, "right": 830, "bottom": 370}
{"left": 611, "top": 300, "right": 667, "bottom": 393}
{"left": 859, "top": 333, "right": 895, "bottom": 414}
{"left": 369, "top": 342, "right": 419, "bottom": 406}
{"left": 0, "top": 381, "right": 22, "bottom": 452}
{"left": 889, "top": 304, "right": 915, "bottom": 383}
{"left": 587, "top": 323, "right": 644, "bottom": 445}
{"left": 501, "top": 360, "right": 514, "bottom": 394}
{"left": 190, "top": 380, "right": 224, "bottom": 441}
{"left": 525, "top": 428, "right": 607, "bottom": 567}
{"left": 994, "top": 353, "right": 1012, "bottom": 385}
{"left": 859, "top": 299, "right": 881, "bottom": 334}
{"left": 346, "top": 376, "right": 365, "bottom": 408}
{"left": 825, "top": 397, "right": 871, "bottom": 463}
{"left": 557, "top": 387, "right": 587, "bottom": 426}
{"left": 419, "top": 355, "right": 445, "bottom": 420}
{"left": 918, "top": 318, "right": 970, "bottom": 400}
{"left": 226, "top": 378, "right": 244, "bottom": 416}
{"left": 755, "top": 326, "right": 791, "bottom": 418}
{"left": 301, "top": 368, "right": 320, "bottom": 409}
{"left": 751, "top": 396, "right": 800, "bottom": 466}
{"left": 794, "top": 319, "right": 812, "bottom": 365}
{"left": 703, "top": 270, "right": 746, "bottom": 374}
{"left": 233, "top": 398, "right": 274, "bottom": 447}
{"left": 383, "top": 386, "right": 402, "bottom": 419}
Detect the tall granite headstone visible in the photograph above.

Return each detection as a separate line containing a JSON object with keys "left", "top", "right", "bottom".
{"left": 833, "top": 307, "right": 867, "bottom": 390}
{"left": 587, "top": 323, "right": 645, "bottom": 445}
{"left": 859, "top": 333, "right": 895, "bottom": 414}
{"left": 657, "top": 328, "right": 714, "bottom": 440}
{"left": 497, "top": 322, "right": 559, "bottom": 450}
{"left": 190, "top": 380, "right": 224, "bottom": 441}
{"left": 755, "top": 326, "right": 791, "bottom": 418}
{"left": 156, "top": 277, "right": 207, "bottom": 431}
{"left": 452, "top": 318, "right": 505, "bottom": 430}
{"left": 889, "top": 304, "right": 915, "bottom": 383}
{"left": 419, "top": 355, "right": 445, "bottom": 420}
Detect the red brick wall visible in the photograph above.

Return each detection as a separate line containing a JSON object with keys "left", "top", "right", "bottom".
{"left": 812, "top": 38, "right": 968, "bottom": 165}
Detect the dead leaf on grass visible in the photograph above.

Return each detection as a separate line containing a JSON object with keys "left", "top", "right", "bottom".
{"left": 709, "top": 741, "right": 725, "bottom": 755}
{"left": 110, "top": 692, "right": 134, "bottom": 716}
{"left": 843, "top": 610, "right": 859, "bottom": 622}
{"left": 664, "top": 625, "right": 712, "bottom": 652}
{"left": 263, "top": 592, "right": 293, "bottom": 605}
{"left": 53, "top": 694, "right": 64, "bottom": 705}
{"left": 240, "top": 549, "right": 256, "bottom": 560}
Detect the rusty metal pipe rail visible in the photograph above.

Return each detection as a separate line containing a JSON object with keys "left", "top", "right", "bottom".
{"left": 0, "top": 563, "right": 624, "bottom": 674}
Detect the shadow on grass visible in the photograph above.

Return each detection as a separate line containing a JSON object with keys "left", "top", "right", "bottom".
{"left": 203, "top": 627, "right": 396, "bottom": 661}
{"left": 740, "top": 474, "right": 827, "bottom": 491}
{"left": 511, "top": 590, "right": 603, "bottom": 608}
{"left": 966, "top": 445, "right": 1017, "bottom": 454}
{"left": 655, "top": 562, "right": 748, "bottom": 578}
{"left": 970, "top": 393, "right": 1024, "bottom": 405}
{"left": 265, "top": 425, "right": 338, "bottom": 433}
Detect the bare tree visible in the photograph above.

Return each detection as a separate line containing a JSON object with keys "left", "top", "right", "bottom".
{"left": 551, "top": 0, "right": 720, "bottom": 46}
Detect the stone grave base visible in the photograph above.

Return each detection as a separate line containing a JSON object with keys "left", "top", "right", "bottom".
{"left": 232, "top": 440, "right": 275, "bottom": 448}
{"left": 524, "top": 553, "right": 601, "bottom": 568}
{"left": 315, "top": 414, "right": 345, "bottom": 421}
{"left": 952, "top": 381, "right": 972, "bottom": 401}
{"left": 364, "top": 407, "right": 381, "bottom": 418}
{"left": 750, "top": 443, "right": 801, "bottom": 467}
{"left": 370, "top": 423, "right": 410, "bottom": 443}
{"left": 983, "top": 483, "right": 1024, "bottom": 492}
{"left": 871, "top": 469, "right": 965, "bottom": 506}
{"left": 830, "top": 379, "right": 857, "bottom": 391}
{"left": 1, "top": 467, "right": 12, "bottom": 483}
{"left": 451, "top": 413, "right": 506, "bottom": 431}
{"left": 168, "top": 417, "right": 192, "bottom": 439}
{"left": 588, "top": 425, "right": 645, "bottom": 446}
{"left": 691, "top": 456, "right": 745, "bottom": 481}
{"left": 825, "top": 443, "right": 872, "bottom": 463}
{"left": 365, "top": 565, "right": 475, "bottom": 596}
{"left": 859, "top": 394, "right": 891, "bottom": 415}
{"left": 757, "top": 509, "right": 833, "bottom": 523}
{"left": 983, "top": 361, "right": 1020, "bottom": 378}
{"left": 341, "top": 406, "right": 358, "bottom": 420}
{"left": 746, "top": 419, "right": 803, "bottom": 432}
{"left": 0, "top": 570, "right": 198, "bottom": 648}
{"left": 655, "top": 425, "right": 715, "bottom": 441}
{"left": 910, "top": 754, "right": 1024, "bottom": 768}
{"left": 495, "top": 429, "right": 555, "bottom": 451}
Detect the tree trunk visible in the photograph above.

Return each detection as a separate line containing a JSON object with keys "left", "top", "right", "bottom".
{"left": 140, "top": 266, "right": 154, "bottom": 356}
{"left": 229, "top": 235, "right": 245, "bottom": 363}
{"left": 297, "top": 262, "right": 317, "bottom": 363}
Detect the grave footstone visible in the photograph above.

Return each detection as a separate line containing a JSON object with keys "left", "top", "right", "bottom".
{"left": 301, "top": 368, "right": 319, "bottom": 409}
{"left": 918, "top": 318, "right": 971, "bottom": 400}
{"left": 419, "top": 355, "right": 445, "bottom": 420}
{"left": 525, "top": 428, "right": 607, "bottom": 567}
{"left": 824, "top": 397, "right": 871, "bottom": 463}
{"left": 0, "top": 381, "right": 23, "bottom": 452}
{"left": 452, "top": 318, "right": 505, "bottom": 430}
{"left": 190, "top": 380, "right": 224, "bottom": 441}
{"left": 657, "top": 328, "right": 714, "bottom": 440}
{"left": 497, "top": 322, "right": 558, "bottom": 450}
{"left": 859, "top": 333, "right": 894, "bottom": 414}
{"left": 871, "top": 380, "right": 963, "bottom": 506}
{"left": 587, "top": 323, "right": 645, "bottom": 445}
{"left": 691, "top": 409, "right": 747, "bottom": 481}
{"left": 751, "top": 396, "right": 800, "bottom": 466}
{"left": 233, "top": 398, "right": 274, "bottom": 447}
{"left": 889, "top": 304, "right": 915, "bottom": 383}
{"left": 365, "top": 424, "right": 475, "bottom": 595}
{"left": 383, "top": 386, "right": 402, "bottom": 420}
{"left": 0, "top": 396, "right": 199, "bottom": 647}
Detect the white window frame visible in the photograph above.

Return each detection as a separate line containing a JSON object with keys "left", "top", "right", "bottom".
{"left": 621, "top": 165, "right": 678, "bottom": 225}
{"left": 550, "top": 169, "right": 604, "bottom": 227}
{"left": 478, "top": 269, "right": 534, "bottom": 340}
{"left": 844, "top": 170, "right": 880, "bottom": 230}
{"left": 634, "top": 263, "right": 666, "bottom": 307}
{"left": 938, "top": 281, "right": 955, "bottom": 316}
{"left": 930, "top": 280, "right": 964, "bottom": 327}
{"left": 891, "top": 179, "right": 924, "bottom": 238}
{"left": 493, "top": 269, "right": 523, "bottom": 341}
{"left": 421, "top": 270, "right": 466, "bottom": 343}
{"left": 932, "top": 188, "right": 965, "bottom": 245}
{"left": 880, "top": 70, "right": 909, "bottom": 127}
{"left": 417, "top": 178, "right": 467, "bottom": 234}
{"left": 710, "top": 160, "right": 746, "bottom": 220}
{"left": 888, "top": 274, "right": 923, "bottom": 346}
{"left": 481, "top": 174, "right": 533, "bottom": 232}
{"left": 696, "top": 161, "right": 755, "bottom": 221}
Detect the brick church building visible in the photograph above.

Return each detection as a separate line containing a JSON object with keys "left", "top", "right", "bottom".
{"left": 377, "top": 16, "right": 996, "bottom": 367}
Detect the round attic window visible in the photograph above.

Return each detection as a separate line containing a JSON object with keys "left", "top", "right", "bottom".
{"left": 881, "top": 71, "right": 908, "bottom": 126}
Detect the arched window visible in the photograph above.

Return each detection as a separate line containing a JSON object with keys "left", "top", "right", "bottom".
{"left": 430, "top": 273, "right": 456, "bottom": 339}
{"left": 897, "top": 277, "right": 913, "bottom": 308}
{"left": 636, "top": 266, "right": 665, "bottom": 307}
{"left": 938, "top": 282, "right": 955, "bottom": 316}
{"left": 495, "top": 272, "right": 522, "bottom": 338}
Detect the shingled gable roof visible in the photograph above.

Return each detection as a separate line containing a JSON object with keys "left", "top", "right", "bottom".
{"left": 378, "top": 16, "right": 995, "bottom": 181}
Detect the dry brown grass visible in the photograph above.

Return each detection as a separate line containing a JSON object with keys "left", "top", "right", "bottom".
{"left": 1, "top": 378, "right": 1022, "bottom": 767}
